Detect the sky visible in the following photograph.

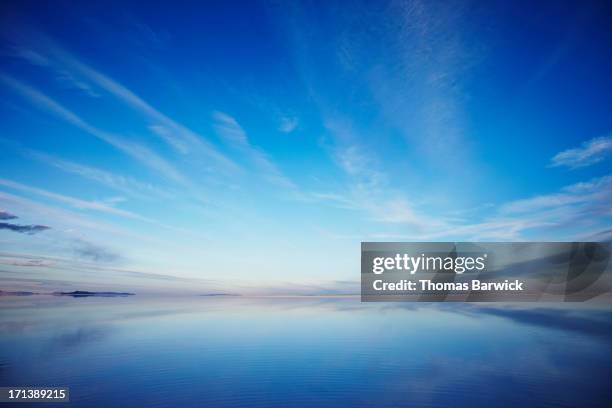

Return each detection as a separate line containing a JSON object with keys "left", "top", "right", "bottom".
{"left": 0, "top": 0, "right": 611, "bottom": 294}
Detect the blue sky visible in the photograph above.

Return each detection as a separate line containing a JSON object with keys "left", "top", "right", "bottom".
{"left": 0, "top": 0, "right": 611, "bottom": 294}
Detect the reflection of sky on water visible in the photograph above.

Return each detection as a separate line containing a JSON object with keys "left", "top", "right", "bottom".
{"left": 0, "top": 297, "right": 611, "bottom": 407}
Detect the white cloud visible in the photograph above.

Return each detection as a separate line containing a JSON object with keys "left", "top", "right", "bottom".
{"left": 455, "top": 174, "right": 612, "bottom": 240}
{"left": 44, "top": 42, "right": 238, "bottom": 172}
{"left": 213, "top": 111, "right": 295, "bottom": 189}
{"left": 11, "top": 46, "right": 99, "bottom": 97}
{"left": 0, "top": 179, "right": 199, "bottom": 238}
{"left": 367, "top": 198, "right": 440, "bottom": 228}
{"left": 500, "top": 175, "right": 612, "bottom": 214}
{"left": 313, "top": 118, "right": 440, "bottom": 229}
{"left": 10, "top": 35, "right": 238, "bottom": 173}
{"left": 0, "top": 191, "right": 124, "bottom": 234}
{"left": 335, "top": 145, "right": 372, "bottom": 177}
{"left": 0, "top": 191, "right": 207, "bottom": 257}
{"left": 28, "top": 151, "right": 172, "bottom": 200}
{"left": 12, "top": 47, "right": 49, "bottom": 66}
{"left": 0, "top": 73, "right": 187, "bottom": 185}
{"left": 423, "top": 219, "right": 553, "bottom": 241}
{"left": 55, "top": 68, "right": 100, "bottom": 97}
{"left": 212, "top": 111, "right": 249, "bottom": 145}
{"left": 279, "top": 116, "right": 298, "bottom": 133}
{"left": 0, "top": 178, "right": 152, "bottom": 222}
{"left": 318, "top": 172, "right": 612, "bottom": 241}
{"left": 550, "top": 136, "right": 612, "bottom": 169}
{"left": 324, "top": 118, "right": 386, "bottom": 190}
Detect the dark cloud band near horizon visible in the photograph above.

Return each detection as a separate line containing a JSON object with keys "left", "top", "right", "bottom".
{"left": 0, "top": 222, "right": 50, "bottom": 234}
{"left": 0, "top": 210, "right": 18, "bottom": 220}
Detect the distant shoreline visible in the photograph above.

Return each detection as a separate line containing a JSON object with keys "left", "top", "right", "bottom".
{"left": 0, "top": 290, "right": 135, "bottom": 297}
{"left": 0, "top": 290, "right": 363, "bottom": 298}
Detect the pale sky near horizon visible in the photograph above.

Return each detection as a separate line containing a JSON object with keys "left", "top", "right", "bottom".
{"left": 1, "top": 0, "right": 611, "bottom": 294}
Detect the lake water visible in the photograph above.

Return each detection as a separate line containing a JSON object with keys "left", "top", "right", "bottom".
{"left": 0, "top": 296, "right": 611, "bottom": 407}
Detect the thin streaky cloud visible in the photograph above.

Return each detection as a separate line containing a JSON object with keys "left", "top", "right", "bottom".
{"left": 0, "top": 179, "right": 204, "bottom": 237}
{"left": 0, "top": 256, "right": 55, "bottom": 267}
{"left": 324, "top": 118, "right": 386, "bottom": 190}
{"left": 500, "top": 175, "right": 612, "bottom": 214}
{"left": 36, "top": 40, "right": 239, "bottom": 172}
{"left": 0, "top": 73, "right": 187, "bottom": 185}
{"left": 422, "top": 219, "right": 553, "bottom": 241}
{"left": 430, "top": 175, "right": 612, "bottom": 240}
{"left": 27, "top": 150, "right": 173, "bottom": 201}
{"left": 55, "top": 68, "right": 100, "bottom": 98}
{"left": 213, "top": 111, "right": 296, "bottom": 189}
{"left": 0, "top": 190, "right": 133, "bottom": 236}
{"left": 0, "top": 191, "right": 205, "bottom": 251}
{"left": 0, "top": 178, "right": 155, "bottom": 222}
{"left": 550, "top": 136, "right": 612, "bottom": 169}
{"left": 10, "top": 45, "right": 99, "bottom": 97}
{"left": 0, "top": 252, "right": 219, "bottom": 286}
{"left": 319, "top": 118, "right": 438, "bottom": 229}
{"left": 278, "top": 116, "right": 298, "bottom": 133}
{"left": 331, "top": 172, "right": 612, "bottom": 241}
{"left": 11, "top": 47, "right": 49, "bottom": 66}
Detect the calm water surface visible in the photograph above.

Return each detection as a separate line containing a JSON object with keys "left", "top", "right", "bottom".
{"left": 0, "top": 296, "right": 611, "bottom": 407}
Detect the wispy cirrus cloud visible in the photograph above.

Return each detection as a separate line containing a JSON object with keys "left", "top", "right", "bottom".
{"left": 9, "top": 46, "right": 100, "bottom": 97}
{"left": 500, "top": 175, "right": 612, "bottom": 215}
{"left": 278, "top": 116, "right": 299, "bottom": 133}
{"left": 213, "top": 111, "right": 295, "bottom": 189}
{"left": 14, "top": 36, "right": 238, "bottom": 173}
{"left": 0, "top": 256, "right": 54, "bottom": 267}
{"left": 380, "top": 0, "right": 476, "bottom": 164}
{"left": 0, "top": 181, "right": 206, "bottom": 241}
{"left": 0, "top": 178, "right": 155, "bottom": 223}
{"left": 70, "top": 57, "right": 233, "bottom": 168}
{"left": 28, "top": 150, "right": 172, "bottom": 201}
{"left": 276, "top": 1, "right": 479, "bottom": 230}
{"left": 11, "top": 47, "right": 49, "bottom": 66}
{"left": 0, "top": 190, "right": 203, "bottom": 257}
{"left": 0, "top": 191, "right": 138, "bottom": 237}
{"left": 333, "top": 173, "right": 612, "bottom": 242}
{"left": 0, "top": 73, "right": 187, "bottom": 185}
{"left": 434, "top": 174, "right": 612, "bottom": 240}
{"left": 0, "top": 251, "right": 221, "bottom": 293}
{"left": 323, "top": 118, "right": 386, "bottom": 189}
{"left": 316, "top": 117, "right": 445, "bottom": 230}
{"left": 550, "top": 136, "right": 612, "bottom": 169}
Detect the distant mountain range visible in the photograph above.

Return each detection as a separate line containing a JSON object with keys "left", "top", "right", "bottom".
{"left": 0, "top": 290, "right": 38, "bottom": 296}
{"left": 54, "top": 291, "right": 135, "bottom": 297}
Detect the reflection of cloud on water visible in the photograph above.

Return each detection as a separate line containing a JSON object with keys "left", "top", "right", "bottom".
{"left": 2, "top": 296, "right": 612, "bottom": 347}
{"left": 45, "top": 326, "right": 109, "bottom": 353}
{"left": 473, "top": 306, "right": 612, "bottom": 339}
{"left": 259, "top": 298, "right": 612, "bottom": 341}
{"left": 0, "top": 361, "right": 8, "bottom": 381}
